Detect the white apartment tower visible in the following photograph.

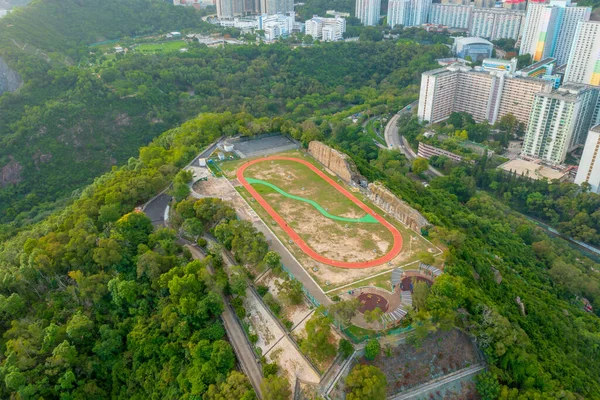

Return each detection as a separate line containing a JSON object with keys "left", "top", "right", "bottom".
{"left": 356, "top": 0, "right": 381, "bottom": 26}
{"left": 388, "top": 0, "right": 411, "bottom": 27}
{"left": 522, "top": 83, "right": 598, "bottom": 165}
{"left": 564, "top": 21, "right": 600, "bottom": 86}
{"left": 387, "top": 0, "right": 431, "bottom": 27}
{"left": 520, "top": 0, "right": 590, "bottom": 65}
{"left": 413, "top": 0, "right": 432, "bottom": 26}
{"left": 428, "top": 4, "right": 472, "bottom": 29}
{"left": 418, "top": 64, "right": 553, "bottom": 127}
{"left": 575, "top": 125, "right": 600, "bottom": 193}
{"left": 469, "top": 8, "right": 525, "bottom": 41}
{"left": 217, "top": 0, "right": 244, "bottom": 18}
{"left": 260, "top": 0, "right": 293, "bottom": 15}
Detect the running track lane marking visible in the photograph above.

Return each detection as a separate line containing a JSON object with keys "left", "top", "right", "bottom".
{"left": 245, "top": 178, "right": 379, "bottom": 223}
{"left": 237, "top": 156, "right": 403, "bottom": 269}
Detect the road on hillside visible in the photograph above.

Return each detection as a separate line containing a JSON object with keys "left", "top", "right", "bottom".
{"left": 384, "top": 102, "right": 443, "bottom": 178}
{"left": 186, "top": 245, "right": 264, "bottom": 399}
{"left": 143, "top": 142, "right": 220, "bottom": 226}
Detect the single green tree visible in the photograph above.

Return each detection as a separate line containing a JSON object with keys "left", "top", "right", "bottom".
{"left": 364, "top": 339, "right": 381, "bottom": 360}
{"left": 345, "top": 364, "right": 387, "bottom": 400}
{"left": 412, "top": 158, "right": 429, "bottom": 175}
{"left": 260, "top": 375, "right": 291, "bottom": 400}
{"left": 475, "top": 371, "right": 501, "bottom": 400}
{"left": 338, "top": 339, "right": 354, "bottom": 359}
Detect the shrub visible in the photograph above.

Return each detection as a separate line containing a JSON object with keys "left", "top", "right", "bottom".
{"left": 364, "top": 339, "right": 381, "bottom": 360}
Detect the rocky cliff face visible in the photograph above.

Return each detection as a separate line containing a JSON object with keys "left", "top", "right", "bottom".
{"left": 0, "top": 57, "right": 22, "bottom": 95}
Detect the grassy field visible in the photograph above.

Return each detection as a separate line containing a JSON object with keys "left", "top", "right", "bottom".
{"left": 242, "top": 158, "right": 396, "bottom": 263}
{"left": 135, "top": 40, "right": 187, "bottom": 53}
{"left": 231, "top": 150, "right": 441, "bottom": 291}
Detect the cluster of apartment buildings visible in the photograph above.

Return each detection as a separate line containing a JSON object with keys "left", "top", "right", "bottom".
{"left": 354, "top": 0, "right": 528, "bottom": 41}
{"left": 418, "top": 3, "right": 600, "bottom": 193}
{"left": 214, "top": 0, "right": 293, "bottom": 18}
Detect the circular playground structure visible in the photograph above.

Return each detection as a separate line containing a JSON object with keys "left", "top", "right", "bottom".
{"left": 400, "top": 276, "right": 433, "bottom": 293}
{"left": 237, "top": 156, "right": 403, "bottom": 269}
{"left": 357, "top": 292, "right": 390, "bottom": 313}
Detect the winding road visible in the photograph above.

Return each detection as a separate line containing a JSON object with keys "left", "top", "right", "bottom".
{"left": 384, "top": 102, "right": 443, "bottom": 178}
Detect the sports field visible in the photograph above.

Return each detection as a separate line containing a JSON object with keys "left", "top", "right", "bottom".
{"left": 135, "top": 40, "right": 187, "bottom": 54}
{"left": 238, "top": 156, "right": 403, "bottom": 268}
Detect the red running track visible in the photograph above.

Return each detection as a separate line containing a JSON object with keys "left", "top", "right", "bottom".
{"left": 237, "top": 156, "right": 403, "bottom": 269}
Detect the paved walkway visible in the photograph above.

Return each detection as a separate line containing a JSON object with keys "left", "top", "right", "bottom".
{"left": 186, "top": 245, "right": 264, "bottom": 398}
{"left": 237, "top": 156, "right": 403, "bottom": 269}
{"left": 390, "top": 364, "right": 485, "bottom": 400}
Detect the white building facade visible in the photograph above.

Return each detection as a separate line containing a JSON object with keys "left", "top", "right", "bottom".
{"left": 469, "top": 8, "right": 524, "bottom": 41}
{"left": 521, "top": 84, "right": 598, "bottom": 164}
{"left": 356, "top": 0, "right": 381, "bottom": 26}
{"left": 305, "top": 16, "right": 346, "bottom": 41}
{"left": 520, "top": 0, "right": 590, "bottom": 65}
{"left": 428, "top": 4, "right": 472, "bottom": 29}
{"left": 575, "top": 125, "right": 600, "bottom": 193}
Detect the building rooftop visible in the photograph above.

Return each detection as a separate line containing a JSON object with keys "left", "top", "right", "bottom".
{"left": 454, "top": 36, "right": 493, "bottom": 46}
{"left": 519, "top": 57, "right": 556, "bottom": 73}
{"left": 499, "top": 158, "right": 569, "bottom": 181}
{"left": 590, "top": 124, "right": 600, "bottom": 133}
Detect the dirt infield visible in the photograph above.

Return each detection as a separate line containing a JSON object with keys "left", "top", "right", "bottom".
{"left": 357, "top": 292, "right": 389, "bottom": 313}
{"left": 237, "top": 156, "right": 403, "bottom": 268}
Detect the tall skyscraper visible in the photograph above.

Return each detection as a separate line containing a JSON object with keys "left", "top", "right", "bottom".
{"left": 519, "top": 0, "right": 590, "bottom": 65}
{"left": 469, "top": 8, "right": 525, "bottom": 41}
{"left": 413, "top": 0, "right": 432, "bottom": 26}
{"left": 575, "top": 125, "right": 600, "bottom": 193}
{"left": 217, "top": 0, "right": 244, "bottom": 18}
{"left": 564, "top": 21, "right": 600, "bottom": 86}
{"left": 356, "top": 0, "right": 381, "bottom": 26}
{"left": 388, "top": 0, "right": 411, "bottom": 27}
{"left": 554, "top": 5, "right": 591, "bottom": 66}
{"left": 260, "top": 0, "right": 293, "bottom": 15}
{"left": 521, "top": 83, "right": 598, "bottom": 164}
{"left": 387, "top": 0, "right": 431, "bottom": 27}
{"left": 418, "top": 64, "right": 553, "bottom": 127}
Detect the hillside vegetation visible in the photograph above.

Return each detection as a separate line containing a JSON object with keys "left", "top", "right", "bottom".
{"left": 0, "top": 2, "right": 448, "bottom": 238}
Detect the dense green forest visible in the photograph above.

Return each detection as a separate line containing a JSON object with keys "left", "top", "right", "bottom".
{"left": 0, "top": 37, "right": 446, "bottom": 238}
{"left": 2, "top": 108, "right": 600, "bottom": 398}
{"left": 1, "top": 1, "right": 600, "bottom": 399}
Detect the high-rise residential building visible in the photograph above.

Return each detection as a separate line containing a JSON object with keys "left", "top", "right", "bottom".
{"left": 469, "top": 8, "right": 525, "bottom": 41}
{"left": 413, "top": 0, "right": 432, "bottom": 26}
{"left": 260, "top": 0, "right": 293, "bottom": 15}
{"left": 575, "top": 125, "right": 600, "bottom": 193}
{"left": 554, "top": 5, "right": 591, "bottom": 66}
{"left": 356, "top": 0, "right": 381, "bottom": 26}
{"left": 217, "top": 0, "right": 244, "bottom": 18}
{"left": 522, "top": 83, "right": 598, "bottom": 164}
{"left": 564, "top": 21, "right": 600, "bottom": 86}
{"left": 388, "top": 0, "right": 411, "bottom": 27}
{"left": 418, "top": 63, "right": 553, "bottom": 126}
{"left": 305, "top": 15, "right": 346, "bottom": 41}
{"left": 503, "top": 0, "right": 526, "bottom": 11}
{"left": 520, "top": 0, "right": 590, "bottom": 65}
{"left": 474, "top": 0, "right": 496, "bottom": 8}
{"left": 388, "top": 0, "right": 431, "bottom": 27}
{"left": 428, "top": 4, "right": 472, "bottom": 29}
